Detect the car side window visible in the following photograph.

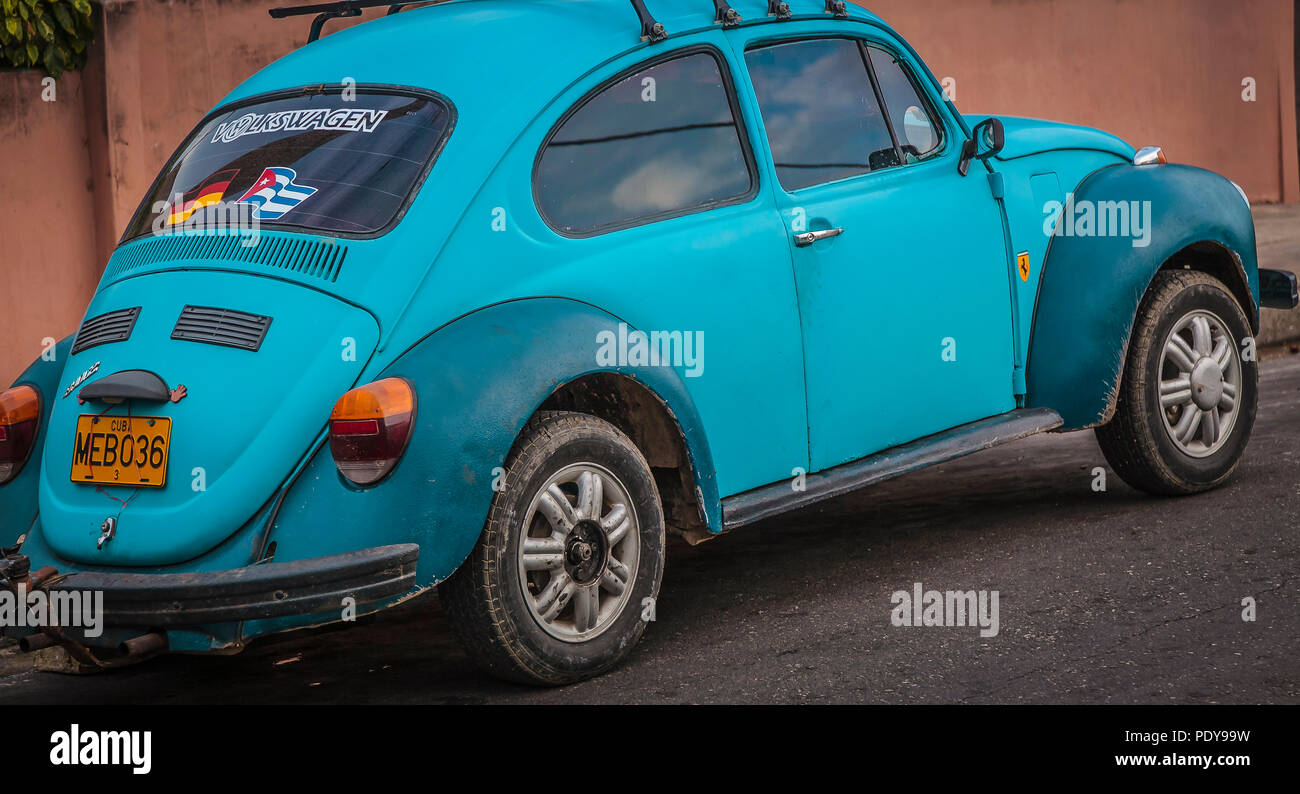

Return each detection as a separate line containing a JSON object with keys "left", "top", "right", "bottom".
{"left": 535, "top": 50, "right": 753, "bottom": 236}
{"left": 745, "top": 38, "right": 898, "bottom": 192}
{"left": 867, "top": 47, "right": 944, "bottom": 163}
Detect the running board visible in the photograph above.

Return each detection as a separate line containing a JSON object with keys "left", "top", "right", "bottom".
{"left": 721, "top": 407, "right": 1064, "bottom": 530}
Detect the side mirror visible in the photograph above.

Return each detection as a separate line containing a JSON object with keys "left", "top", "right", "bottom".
{"left": 958, "top": 117, "right": 1005, "bottom": 176}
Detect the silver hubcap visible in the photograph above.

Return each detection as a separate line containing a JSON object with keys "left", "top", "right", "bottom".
{"left": 517, "top": 463, "right": 639, "bottom": 643}
{"left": 1157, "top": 309, "right": 1241, "bottom": 458}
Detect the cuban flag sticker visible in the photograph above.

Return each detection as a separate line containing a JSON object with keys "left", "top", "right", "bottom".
{"left": 236, "top": 166, "right": 318, "bottom": 220}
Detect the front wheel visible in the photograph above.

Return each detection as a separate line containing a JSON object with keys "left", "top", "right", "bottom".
{"left": 439, "top": 411, "right": 665, "bottom": 685}
{"left": 1096, "top": 270, "right": 1258, "bottom": 495}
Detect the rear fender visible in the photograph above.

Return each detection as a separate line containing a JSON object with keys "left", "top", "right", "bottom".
{"left": 261, "top": 297, "right": 720, "bottom": 588}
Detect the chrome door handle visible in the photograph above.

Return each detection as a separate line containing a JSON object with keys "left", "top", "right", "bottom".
{"left": 793, "top": 228, "right": 844, "bottom": 247}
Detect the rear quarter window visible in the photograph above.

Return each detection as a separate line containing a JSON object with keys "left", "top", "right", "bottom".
{"left": 867, "top": 47, "right": 944, "bottom": 162}
{"left": 534, "top": 50, "right": 755, "bottom": 236}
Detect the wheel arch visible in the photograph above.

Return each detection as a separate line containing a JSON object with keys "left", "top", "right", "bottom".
{"left": 1025, "top": 163, "right": 1259, "bottom": 430}
{"left": 539, "top": 371, "right": 714, "bottom": 545}
{"left": 1158, "top": 240, "right": 1258, "bottom": 335}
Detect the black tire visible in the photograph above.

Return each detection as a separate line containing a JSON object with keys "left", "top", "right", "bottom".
{"left": 438, "top": 410, "right": 665, "bottom": 685}
{"left": 1095, "top": 270, "right": 1258, "bottom": 495}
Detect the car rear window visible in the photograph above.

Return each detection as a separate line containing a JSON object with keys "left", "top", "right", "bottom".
{"left": 125, "top": 90, "right": 452, "bottom": 240}
{"left": 534, "top": 50, "right": 754, "bottom": 236}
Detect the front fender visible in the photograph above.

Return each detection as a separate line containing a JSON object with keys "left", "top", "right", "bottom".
{"left": 0, "top": 336, "right": 72, "bottom": 540}
{"left": 262, "top": 297, "right": 719, "bottom": 588}
{"left": 1025, "top": 163, "right": 1258, "bottom": 429}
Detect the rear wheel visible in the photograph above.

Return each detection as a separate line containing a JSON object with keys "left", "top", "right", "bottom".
{"left": 1096, "top": 270, "right": 1258, "bottom": 495}
{"left": 439, "top": 411, "right": 664, "bottom": 685}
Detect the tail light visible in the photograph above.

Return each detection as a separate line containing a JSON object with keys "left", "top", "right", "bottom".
{"left": 0, "top": 386, "right": 41, "bottom": 485}
{"left": 328, "top": 378, "right": 415, "bottom": 486}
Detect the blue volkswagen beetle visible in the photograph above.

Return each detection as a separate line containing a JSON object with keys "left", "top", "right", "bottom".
{"left": 2, "top": 0, "right": 1296, "bottom": 684}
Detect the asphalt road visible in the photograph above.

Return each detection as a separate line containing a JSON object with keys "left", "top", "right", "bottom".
{"left": 2, "top": 354, "right": 1297, "bottom": 705}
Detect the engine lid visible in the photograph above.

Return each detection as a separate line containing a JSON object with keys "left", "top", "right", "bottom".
{"left": 39, "top": 268, "right": 379, "bottom": 566}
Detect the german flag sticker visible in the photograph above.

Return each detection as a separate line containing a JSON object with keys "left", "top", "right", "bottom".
{"left": 1017, "top": 251, "right": 1031, "bottom": 282}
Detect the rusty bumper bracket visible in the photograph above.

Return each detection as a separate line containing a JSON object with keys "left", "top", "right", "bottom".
{"left": 43, "top": 544, "right": 419, "bottom": 628}
{"left": 1, "top": 554, "right": 165, "bottom": 667}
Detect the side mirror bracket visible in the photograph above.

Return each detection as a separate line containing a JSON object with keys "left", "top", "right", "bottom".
{"left": 959, "top": 117, "right": 1005, "bottom": 176}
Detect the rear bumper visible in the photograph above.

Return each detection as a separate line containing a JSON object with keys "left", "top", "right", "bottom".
{"left": 5, "top": 544, "right": 418, "bottom": 629}
{"left": 1260, "top": 268, "right": 1299, "bottom": 310}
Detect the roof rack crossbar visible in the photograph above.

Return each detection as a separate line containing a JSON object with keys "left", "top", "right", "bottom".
{"left": 388, "top": 1, "right": 440, "bottom": 14}
{"left": 629, "top": 0, "right": 667, "bottom": 43}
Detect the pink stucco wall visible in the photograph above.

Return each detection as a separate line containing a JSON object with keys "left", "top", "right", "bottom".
{"left": 869, "top": 0, "right": 1299, "bottom": 205}
{"left": 0, "top": 70, "right": 103, "bottom": 386}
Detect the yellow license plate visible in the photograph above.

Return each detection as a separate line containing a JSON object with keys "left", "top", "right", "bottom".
{"left": 70, "top": 415, "right": 172, "bottom": 488}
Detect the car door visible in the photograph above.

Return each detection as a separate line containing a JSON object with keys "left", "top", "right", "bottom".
{"left": 739, "top": 35, "right": 1017, "bottom": 471}
{"left": 514, "top": 41, "right": 811, "bottom": 497}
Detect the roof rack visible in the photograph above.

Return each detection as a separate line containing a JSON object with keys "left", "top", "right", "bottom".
{"left": 267, "top": 0, "right": 440, "bottom": 43}
{"left": 269, "top": 0, "right": 670, "bottom": 45}
{"left": 268, "top": 1, "right": 854, "bottom": 49}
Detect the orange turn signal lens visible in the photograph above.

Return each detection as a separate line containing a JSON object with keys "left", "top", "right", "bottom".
{"left": 328, "top": 378, "right": 415, "bottom": 486}
{"left": 0, "top": 385, "right": 41, "bottom": 485}
{"left": 0, "top": 385, "right": 40, "bottom": 424}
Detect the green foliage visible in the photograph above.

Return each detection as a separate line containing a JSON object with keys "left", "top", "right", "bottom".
{"left": 0, "top": 0, "right": 95, "bottom": 79}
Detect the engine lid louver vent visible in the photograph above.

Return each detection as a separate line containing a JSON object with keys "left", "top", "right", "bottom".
{"left": 171, "top": 306, "right": 272, "bottom": 352}
{"left": 106, "top": 233, "right": 348, "bottom": 283}
{"left": 71, "top": 307, "right": 141, "bottom": 355}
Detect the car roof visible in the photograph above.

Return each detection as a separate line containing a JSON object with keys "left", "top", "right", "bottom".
{"left": 213, "top": 1, "right": 895, "bottom": 209}
{"left": 220, "top": 1, "right": 890, "bottom": 116}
